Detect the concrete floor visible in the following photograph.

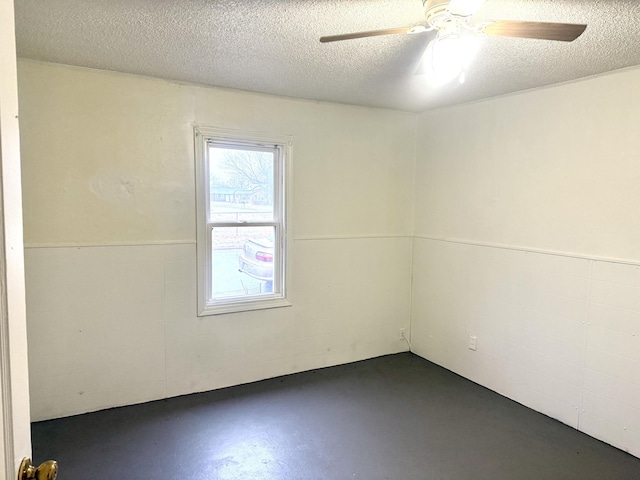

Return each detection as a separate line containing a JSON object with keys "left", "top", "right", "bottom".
{"left": 32, "top": 353, "right": 640, "bottom": 479}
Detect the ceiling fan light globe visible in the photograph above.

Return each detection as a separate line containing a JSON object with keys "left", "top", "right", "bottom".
{"left": 422, "top": 34, "right": 477, "bottom": 86}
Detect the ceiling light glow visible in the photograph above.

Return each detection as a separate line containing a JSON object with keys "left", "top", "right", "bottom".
{"left": 421, "top": 32, "right": 478, "bottom": 86}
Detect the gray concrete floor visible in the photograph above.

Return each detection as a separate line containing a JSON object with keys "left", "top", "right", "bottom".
{"left": 32, "top": 353, "right": 640, "bottom": 479}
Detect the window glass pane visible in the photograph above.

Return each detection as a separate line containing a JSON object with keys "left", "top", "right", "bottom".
{"left": 208, "top": 146, "right": 274, "bottom": 223}
{"left": 211, "top": 226, "right": 275, "bottom": 299}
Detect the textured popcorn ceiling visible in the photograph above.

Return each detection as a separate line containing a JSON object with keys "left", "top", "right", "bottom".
{"left": 14, "top": 0, "right": 640, "bottom": 112}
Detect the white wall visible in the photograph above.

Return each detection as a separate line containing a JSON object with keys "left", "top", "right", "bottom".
{"left": 412, "top": 66, "right": 640, "bottom": 457}
{"left": 19, "top": 61, "right": 414, "bottom": 421}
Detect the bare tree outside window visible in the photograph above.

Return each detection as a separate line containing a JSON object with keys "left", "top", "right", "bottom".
{"left": 220, "top": 150, "right": 274, "bottom": 206}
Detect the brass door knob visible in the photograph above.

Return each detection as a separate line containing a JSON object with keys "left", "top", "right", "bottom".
{"left": 18, "top": 458, "right": 58, "bottom": 480}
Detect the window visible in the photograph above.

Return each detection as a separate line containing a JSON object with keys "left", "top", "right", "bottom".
{"left": 195, "top": 127, "right": 291, "bottom": 315}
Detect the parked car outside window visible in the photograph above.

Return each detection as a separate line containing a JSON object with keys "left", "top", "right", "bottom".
{"left": 239, "top": 237, "right": 274, "bottom": 292}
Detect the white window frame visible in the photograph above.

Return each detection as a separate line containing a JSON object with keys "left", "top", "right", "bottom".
{"left": 195, "top": 126, "right": 292, "bottom": 316}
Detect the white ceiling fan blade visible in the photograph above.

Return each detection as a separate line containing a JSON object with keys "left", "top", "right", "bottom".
{"left": 446, "top": 0, "right": 486, "bottom": 17}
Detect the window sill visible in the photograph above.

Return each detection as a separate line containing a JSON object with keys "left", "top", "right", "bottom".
{"left": 198, "top": 297, "right": 293, "bottom": 316}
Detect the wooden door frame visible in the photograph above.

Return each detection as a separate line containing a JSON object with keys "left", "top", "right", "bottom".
{"left": 0, "top": 0, "right": 33, "bottom": 477}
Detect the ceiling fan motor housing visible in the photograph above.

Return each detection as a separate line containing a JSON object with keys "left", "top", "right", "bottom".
{"left": 423, "top": 0, "right": 450, "bottom": 23}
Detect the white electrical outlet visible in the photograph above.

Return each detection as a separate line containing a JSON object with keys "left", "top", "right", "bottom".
{"left": 469, "top": 335, "right": 477, "bottom": 351}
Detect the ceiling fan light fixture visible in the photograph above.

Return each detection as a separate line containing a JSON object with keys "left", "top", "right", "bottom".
{"left": 421, "top": 31, "right": 477, "bottom": 86}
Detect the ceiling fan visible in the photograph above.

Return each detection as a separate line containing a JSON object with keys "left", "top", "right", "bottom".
{"left": 320, "top": 0, "right": 587, "bottom": 85}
